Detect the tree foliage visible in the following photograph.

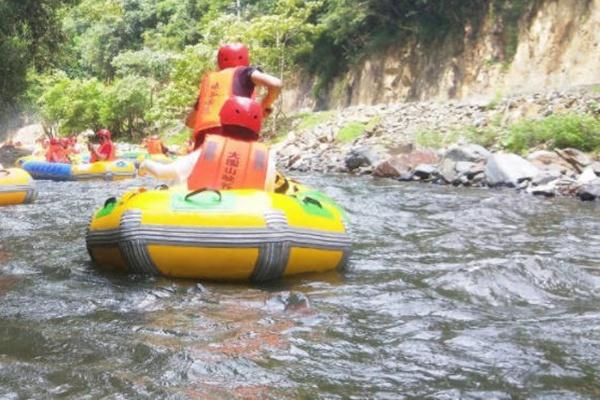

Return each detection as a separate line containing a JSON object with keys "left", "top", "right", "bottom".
{"left": 0, "top": 0, "right": 75, "bottom": 137}
{"left": 1, "top": 0, "right": 538, "bottom": 140}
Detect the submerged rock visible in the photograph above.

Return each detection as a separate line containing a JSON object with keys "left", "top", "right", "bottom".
{"left": 485, "top": 153, "right": 541, "bottom": 187}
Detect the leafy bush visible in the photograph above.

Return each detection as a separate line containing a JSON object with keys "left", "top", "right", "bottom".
{"left": 337, "top": 122, "right": 365, "bottom": 143}
{"left": 297, "top": 111, "right": 334, "bottom": 131}
{"left": 504, "top": 113, "right": 600, "bottom": 153}
{"left": 414, "top": 129, "right": 461, "bottom": 149}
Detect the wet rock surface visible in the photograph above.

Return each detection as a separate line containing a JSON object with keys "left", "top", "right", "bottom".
{"left": 275, "top": 87, "right": 600, "bottom": 202}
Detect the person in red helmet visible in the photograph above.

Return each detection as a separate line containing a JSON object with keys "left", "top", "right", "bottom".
{"left": 88, "top": 129, "right": 116, "bottom": 163}
{"left": 185, "top": 43, "right": 282, "bottom": 148}
{"left": 46, "top": 137, "right": 70, "bottom": 163}
{"left": 141, "top": 96, "right": 276, "bottom": 191}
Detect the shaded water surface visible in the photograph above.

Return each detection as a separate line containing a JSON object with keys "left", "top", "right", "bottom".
{"left": 0, "top": 175, "right": 599, "bottom": 399}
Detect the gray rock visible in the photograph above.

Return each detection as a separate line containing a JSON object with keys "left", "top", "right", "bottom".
{"left": 528, "top": 181, "right": 557, "bottom": 197}
{"left": 443, "top": 144, "right": 491, "bottom": 163}
{"left": 485, "top": 153, "right": 541, "bottom": 187}
{"left": 439, "top": 158, "right": 460, "bottom": 184}
{"left": 414, "top": 164, "right": 438, "bottom": 179}
{"left": 532, "top": 170, "right": 562, "bottom": 186}
{"left": 555, "top": 148, "right": 592, "bottom": 172}
{"left": 527, "top": 150, "right": 576, "bottom": 175}
{"left": 577, "top": 167, "right": 598, "bottom": 184}
{"left": 455, "top": 161, "right": 477, "bottom": 174}
{"left": 344, "top": 145, "right": 388, "bottom": 171}
{"left": 577, "top": 180, "right": 600, "bottom": 201}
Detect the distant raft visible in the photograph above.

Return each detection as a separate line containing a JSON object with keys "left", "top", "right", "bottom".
{"left": 86, "top": 186, "right": 351, "bottom": 282}
{"left": 120, "top": 151, "right": 174, "bottom": 164}
{"left": 22, "top": 160, "right": 136, "bottom": 181}
{"left": 0, "top": 168, "right": 37, "bottom": 206}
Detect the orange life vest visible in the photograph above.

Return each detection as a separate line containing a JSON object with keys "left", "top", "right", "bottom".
{"left": 146, "top": 138, "right": 163, "bottom": 154}
{"left": 187, "top": 135, "right": 269, "bottom": 191}
{"left": 190, "top": 68, "right": 239, "bottom": 134}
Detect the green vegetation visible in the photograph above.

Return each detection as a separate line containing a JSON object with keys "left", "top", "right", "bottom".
{"left": 165, "top": 127, "right": 191, "bottom": 146}
{"left": 415, "top": 129, "right": 462, "bottom": 149}
{"left": 504, "top": 113, "right": 600, "bottom": 154}
{"left": 484, "top": 91, "right": 504, "bottom": 111}
{"left": 337, "top": 122, "right": 365, "bottom": 143}
{"left": 365, "top": 115, "right": 382, "bottom": 132}
{"left": 297, "top": 111, "right": 334, "bottom": 131}
{"left": 0, "top": 0, "right": 545, "bottom": 141}
{"left": 419, "top": 113, "right": 600, "bottom": 153}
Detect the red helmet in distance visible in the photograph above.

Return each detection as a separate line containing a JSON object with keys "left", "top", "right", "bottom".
{"left": 97, "top": 129, "right": 112, "bottom": 140}
{"left": 217, "top": 43, "right": 249, "bottom": 70}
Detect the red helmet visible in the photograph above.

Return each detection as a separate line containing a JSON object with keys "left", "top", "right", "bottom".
{"left": 219, "top": 96, "right": 263, "bottom": 135}
{"left": 217, "top": 43, "right": 249, "bottom": 70}
{"left": 97, "top": 129, "right": 111, "bottom": 140}
{"left": 49, "top": 138, "right": 59, "bottom": 146}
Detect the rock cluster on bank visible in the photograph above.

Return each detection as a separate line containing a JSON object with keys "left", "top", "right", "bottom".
{"left": 274, "top": 87, "right": 600, "bottom": 201}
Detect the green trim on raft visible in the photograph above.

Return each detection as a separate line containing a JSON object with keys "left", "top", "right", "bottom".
{"left": 298, "top": 190, "right": 348, "bottom": 222}
{"left": 292, "top": 191, "right": 335, "bottom": 219}
{"left": 96, "top": 198, "right": 118, "bottom": 218}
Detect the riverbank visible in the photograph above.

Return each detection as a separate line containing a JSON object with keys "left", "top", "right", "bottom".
{"left": 273, "top": 86, "right": 600, "bottom": 201}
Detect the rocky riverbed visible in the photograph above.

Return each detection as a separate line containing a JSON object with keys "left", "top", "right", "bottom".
{"left": 274, "top": 87, "right": 600, "bottom": 201}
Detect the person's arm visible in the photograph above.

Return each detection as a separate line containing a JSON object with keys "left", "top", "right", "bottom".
{"left": 140, "top": 149, "right": 200, "bottom": 183}
{"left": 88, "top": 142, "right": 100, "bottom": 161}
{"left": 250, "top": 70, "right": 282, "bottom": 116}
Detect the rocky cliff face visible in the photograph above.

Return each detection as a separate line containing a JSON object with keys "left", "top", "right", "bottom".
{"left": 283, "top": 0, "right": 600, "bottom": 111}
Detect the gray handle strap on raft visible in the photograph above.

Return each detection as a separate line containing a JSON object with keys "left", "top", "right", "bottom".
{"left": 155, "top": 184, "right": 169, "bottom": 191}
{"left": 290, "top": 194, "right": 323, "bottom": 209}
{"left": 0, "top": 169, "right": 10, "bottom": 176}
{"left": 303, "top": 196, "right": 323, "bottom": 209}
{"left": 185, "top": 188, "right": 222, "bottom": 202}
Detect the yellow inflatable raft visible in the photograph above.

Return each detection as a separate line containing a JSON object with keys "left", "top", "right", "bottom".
{"left": 0, "top": 168, "right": 37, "bottom": 206}
{"left": 86, "top": 185, "right": 350, "bottom": 282}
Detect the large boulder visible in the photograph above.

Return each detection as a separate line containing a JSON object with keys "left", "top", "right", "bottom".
{"left": 438, "top": 144, "right": 490, "bottom": 184}
{"left": 344, "top": 145, "right": 389, "bottom": 172}
{"left": 485, "top": 153, "right": 541, "bottom": 187}
{"left": 372, "top": 149, "right": 439, "bottom": 179}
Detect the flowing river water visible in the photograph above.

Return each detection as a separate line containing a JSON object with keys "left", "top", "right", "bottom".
{"left": 0, "top": 174, "right": 599, "bottom": 399}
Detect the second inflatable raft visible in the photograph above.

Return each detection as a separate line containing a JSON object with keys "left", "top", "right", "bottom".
{"left": 0, "top": 168, "right": 37, "bottom": 206}
{"left": 22, "top": 160, "right": 136, "bottom": 181}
